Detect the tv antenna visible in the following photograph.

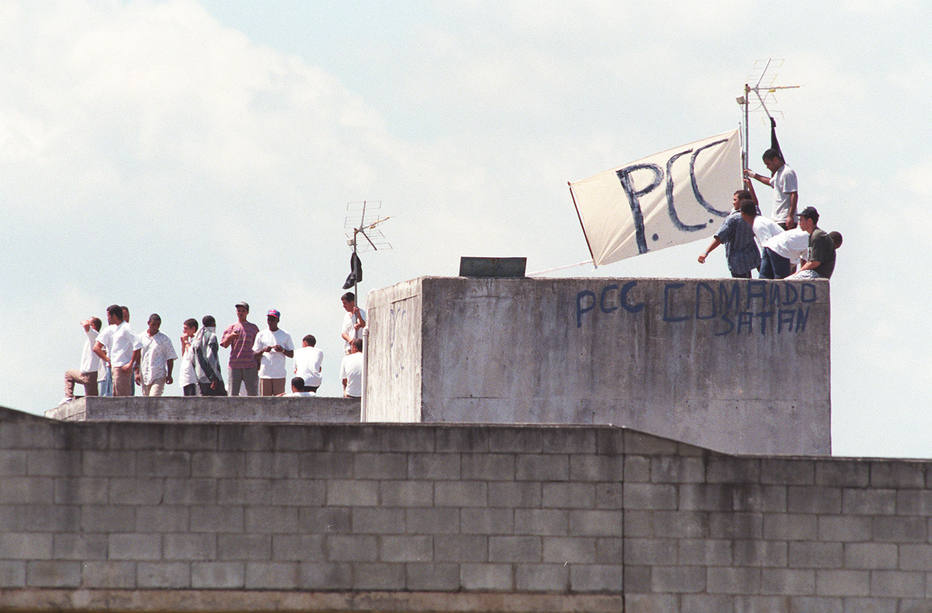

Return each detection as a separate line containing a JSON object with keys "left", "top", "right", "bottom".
{"left": 343, "top": 199, "right": 392, "bottom": 299}
{"left": 736, "top": 58, "right": 800, "bottom": 171}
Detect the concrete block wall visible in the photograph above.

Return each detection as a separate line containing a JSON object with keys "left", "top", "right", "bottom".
{"left": 1, "top": 407, "right": 929, "bottom": 612}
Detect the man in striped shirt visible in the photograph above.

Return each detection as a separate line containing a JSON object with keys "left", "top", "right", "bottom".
{"left": 220, "top": 301, "right": 260, "bottom": 396}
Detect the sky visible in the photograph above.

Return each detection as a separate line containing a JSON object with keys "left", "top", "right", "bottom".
{"left": 0, "top": 0, "right": 929, "bottom": 458}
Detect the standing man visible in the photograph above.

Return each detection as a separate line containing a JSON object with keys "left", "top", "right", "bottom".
{"left": 194, "top": 315, "right": 226, "bottom": 396}
{"left": 93, "top": 304, "right": 139, "bottom": 397}
{"left": 339, "top": 338, "right": 364, "bottom": 399}
{"left": 252, "top": 309, "right": 294, "bottom": 396}
{"left": 62, "top": 317, "right": 103, "bottom": 403}
{"left": 789, "top": 207, "right": 836, "bottom": 280}
{"left": 220, "top": 301, "right": 260, "bottom": 396}
{"left": 179, "top": 318, "right": 199, "bottom": 397}
{"left": 746, "top": 148, "right": 798, "bottom": 229}
{"left": 340, "top": 292, "right": 367, "bottom": 354}
{"left": 135, "top": 314, "right": 178, "bottom": 397}
{"left": 697, "top": 199, "right": 760, "bottom": 278}
{"left": 293, "top": 334, "right": 324, "bottom": 392}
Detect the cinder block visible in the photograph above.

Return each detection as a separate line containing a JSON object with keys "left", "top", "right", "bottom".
{"left": 461, "top": 453, "right": 515, "bottom": 481}
{"left": 218, "top": 534, "right": 271, "bottom": 560}
{"left": 623, "top": 565, "right": 651, "bottom": 593}
{"left": 814, "top": 460, "right": 869, "bottom": 487}
{"left": 815, "top": 569, "right": 870, "bottom": 596}
{"left": 0, "top": 423, "right": 59, "bottom": 449}
{"left": 651, "top": 511, "right": 708, "bottom": 538}
{"left": 542, "top": 537, "right": 595, "bottom": 563}
{"left": 515, "top": 563, "right": 568, "bottom": 592}
{"left": 542, "top": 482, "right": 595, "bottom": 508}
{"left": 108, "top": 533, "right": 161, "bottom": 560}
{"left": 354, "top": 453, "right": 407, "bottom": 479}
{"left": 299, "top": 507, "right": 352, "bottom": 533}
{"left": 515, "top": 454, "right": 569, "bottom": 481}
{"left": 26, "top": 450, "right": 81, "bottom": 476}
{"left": 707, "top": 458, "right": 761, "bottom": 484}
{"left": 353, "top": 562, "right": 405, "bottom": 589}
{"left": 679, "top": 483, "right": 731, "bottom": 511}
{"left": 245, "top": 561, "right": 298, "bottom": 589}
{"left": 137, "top": 562, "right": 189, "bottom": 588}
{"left": 541, "top": 428, "right": 597, "bottom": 454}
{"left": 0, "top": 477, "right": 53, "bottom": 504}
{"left": 26, "top": 560, "right": 81, "bottom": 588}
{"left": 163, "top": 478, "right": 217, "bottom": 505}
{"left": 679, "top": 538, "right": 733, "bottom": 565}
{"left": 624, "top": 431, "right": 678, "bottom": 455}
{"left": 514, "top": 509, "right": 567, "bottom": 535}
{"left": 0, "top": 533, "right": 52, "bottom": 559}
{"left": 381, "top": 535, "right": 432, "bottom": 562}
{"left": 299, "top": 452, "right": 355, "bottom": 479}
{"left": 298, "top": 562, "right": 352, "bottom": 589}
{"left": 190, "top": 505, "right": 244, "bottom": 532}
{"left": 651, "top": 456, "right": 705, "bottom": 483}
{"left": 244, "top": 506, "right": 297, "bottom": 533}
{"left": 872, "top": 516, "right": 926, "bottom": 542}
{"left": 327, "top": 535, "right": 378, "bottom": 561}
{"left": 707, "top": 566, "right": 761, "bottom": 594}
{"left": 569, "top": 564, "right": 623, "bottom": 592}
{"left": 80, "top": 561, "right": 136, "bottom": 588}
{"left": 379, "top": 480, "right": 433, "bottom": 507}
{"left": 376, "top": 426, "right": 435, "bottom": 453}
{"left": 837, "top": 598, "right": 897, "bottom": 613}
{"left": 107, "top": 423, "right": 163, "bottom": 450}
{"left": 352, "top": 508, "right": 406, "bottom": 534}
{"left": 82, "top": 451, "right": 136, "bottom": 477}
{"left": 869, "top": 570, "right": 925, "bottom": 597}
{"left": 435, "top": 535, "right": 487, "bottom": 562}
{"left": 760, "top": 459, "right": 815, "bottom": 484}
{"left": 625, "top": 594, "right": 679, "bottom": 613}
{"left": 217, "top": 425, "right": 273, "bottom": 451}
{"left": 270, "top": 479, "right": 326, "bottom": 506}
{"left": 651, "top": 565, "right": 705, "bottom": 593}
{"left": 763, "top": 513, "right": 817, "bottom": 540}
{"left": 818, "top": 515, "right": 871, "bottom": 542}
{"left": 191, "top": 562, "right": 244, "bottom": 588}
{"left": 842, "top": 488, "right": 896, "bottom": 515}
{"left": 487, "top": 428, "right": 543, "bottom": 453}
{"left": 434, "top": 427, "right": 489, "bottom": 453}
{"left": 136, "top": 451, "right": 190, "bottom": 477}
{"left": 406, "top": 562, "right": 460, "bottom": 590}
{"left": 596, "top": 428, "right": 624, "bottom": 455}
{"left": 570, "top": 455, "right": 624, "bottom": 482}
{"left": 895, "top": 489, "right": 932, "bottom": 516}
{"left": 569, "top": 510, "right": 622, "bottom": 537}
{"left": 461, "top": 508, "right": 513, "bottom": 535}
{"left": 163, "top": 533, "right": 216, "bottom": 560}
{"left": 788, "top": 542, "right": 843, "bottom": 568}
{"left": 681, "top": 594, "right": 737, "bottom": 613}
{"left": 489, "top": 536, "right": 540, "bottom": 562}
{"left": 488, "top": 481, "right": 540, "bottom": 508}
{"left": 461, "top": 562, "right": 513, "bottom": 591}
{"left": 732, "top": 484, "right": 787, "bottom": 512}
{"left": 163, "top": 425, "right": 218, "bottom": 451}
{"left": 217, "top": 478, "right": 272, "bottom": 505}
{"left": 760, "top": 568, "right": 815, "bottom": 595}
{"left": 0, "top": 450, "right": 26, "bottom": 475}
{"left": 870, "top": 461, "right": 925, "bottom": 488}
{"left": 271, "top": 535, "right": 325, "bottom": 562}
{"left": 898, "top": 544, "right": 932, "bottom": 571}
{"left": 55, "top": 477, "right": 108, "bottom": 504}
{"left": 28, "top": 504, "right": 81, "bottom": 531}
{"left": 191, "top": 452, "right": 245, "bottom": 477}
{"left": 435, "top": 481, "right": 487, "bottom": 507}
{"left": 245, "top": 451, "right": 299, "bottom": 477}
{"left": 786, "top": 597, "right": 842, "bottom": 613}
{"left": 327, "top": 479, "right": 379, "bottom": 506}
{"left": 843, "top": 543, "right": 898, "bottom": 569}
{"left": 108, "top": 478, "right": 164, "bottom": 504}
{"left": 596, "top": 482, "right": 623, "bottom": 509}
{"left": 408, "top": 453, "right": 461, "bottom": 480}
{"left": 54, "top": 533, "right": 108, "bottom": 560}
{"left": 624, "top": 456, "right": 651, "bottom": 482}
{"left": 733, "top": 595, "right": 791, "bottom": 613}
{"left": 0, "top": 561, "right": 25, "bottom": 588}
{"left": 622, "top": 538, "right": 676, "bottom": 565}
{"left": 623, "top": 483, "right": 677, "bottom": 510}
{"left": 319, "top": 426, "right": 369, "bottom": 453}
{"left": 709, "top": 512, "right": 762, "bottom": 539}
{"left": 405, "top": 507, "right": 458, "bottom": 534}
{"left": 733, "top": 539, "right": 787, "bottom": 567}
{"left": 787, "top": 486, "right": 842, "bottom": 514}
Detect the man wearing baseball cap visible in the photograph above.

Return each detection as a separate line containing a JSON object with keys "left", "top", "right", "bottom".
{"left": 251, "top": 308, "right": 294, "bottom": 396}
{"left": 220, "top": 301, "right": 261, "bottom": 396}
{"left": 789, "top": 206, "right": 836, "bottom": 280}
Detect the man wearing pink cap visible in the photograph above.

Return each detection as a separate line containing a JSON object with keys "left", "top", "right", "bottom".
{"left": 252, "top": 308, "right": 294, "bottom": 396}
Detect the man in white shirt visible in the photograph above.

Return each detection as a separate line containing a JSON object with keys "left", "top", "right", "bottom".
{"left": 760, "top": 227, "right": 810, "bottom": 279}
{"left": 340, "top": 292, "right": 367, "bottom": 354}
{"left": 252, "top": 308, "right": 294, "bottom": 396}
{"left": 746, "top": 148, "right": 799, "bottom": 229}
{"left": 293, "top": 334, "right": 324, "bottom": 392}
{"left": 93, "top": 304, "right": 139, "bottom": 397}
{"left": 135, "top": 313, "right": 178, "bottom": 397}
{"left": 179, "top": 318, "right": 199, "bottom": 397}
{"left": 282, "top": 376, "right": 315, "bottom": 397}
{"left": 340, "top": 338, "right": 364, "bottom": 398}
{"left": 62, "top": 316, "right": 103, "bottom": 402}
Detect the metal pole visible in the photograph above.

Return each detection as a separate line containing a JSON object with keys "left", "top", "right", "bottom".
{"left": 743, "top": 83, "right": 750, "bottom": 173}
{"left": 360, "top": 327, "right": 368, "bottom": 422}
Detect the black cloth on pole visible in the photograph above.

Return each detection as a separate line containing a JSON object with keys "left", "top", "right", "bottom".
{"left": 342, "top": 252, "right": 363, "bottom": 290}
{"left": 770, "top": 117, "right": 785, "bottom": 162}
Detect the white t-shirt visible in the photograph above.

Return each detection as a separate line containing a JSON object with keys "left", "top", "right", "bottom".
{"left": 136, "top": 331, "right": 178, "bottom": 385}
{"left": 341, "top": 307, "right": 367, "bottom": 352}
{"left": 763, "top": 228, "right": 810, "bottom": 266}
{"left": 179, "top": 337, "right": 197, "bottom": 387}
{"left": 771, "top": 164, "right": 798, "bottom": 223}
{"left": 97, "top": 322, "right": 137, "bottom": 367}
{"left": 339, "top": 352, "right": 364, "bottom": 397}
{"left": 753, "top": 216, "right": 783, "bottom": 247}
{"left": 80, "top": 328, "right": 101, "bottom": 374}
{"left": 293, "top": 346, "right": 324, "bottom": 387}
{"left": 252, "top": 328, "right": 294, "bottom": 379}
{"left": 288, "top": 390, "right": 316, "bottom": 397}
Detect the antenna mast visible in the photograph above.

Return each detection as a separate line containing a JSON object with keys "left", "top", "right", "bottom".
{"left": 737, "top": 58, "right": 800, "bottom": 172}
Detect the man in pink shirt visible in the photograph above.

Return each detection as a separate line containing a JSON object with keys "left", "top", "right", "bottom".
{"left": 220, "top": 301, "right": 260, "bottom": 396}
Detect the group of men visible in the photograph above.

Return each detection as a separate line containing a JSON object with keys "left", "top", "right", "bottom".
{"left": 61, "top": 292, "right": 368, "bottom": 403}
{"left": 698, "top": 148, "right": 842, "bottom": 280}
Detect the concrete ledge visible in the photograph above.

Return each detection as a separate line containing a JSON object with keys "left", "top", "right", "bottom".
{"left": 0, "top": 589, "right": 624, "bottom": 612}
{"left": 43, "top": 397, "right": 359, "bottom": 423}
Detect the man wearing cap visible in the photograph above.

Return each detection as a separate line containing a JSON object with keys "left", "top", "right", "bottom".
{"left": 252, "top": 308, "right": 294, "bottom": 396}
{"left": 745, "top": 148, "right": 799, "bottom": 229}
{"left": 220, "top": 301, "right": 260, "bottom": 396}
{"left": 789, "top": 206, "right": 837, "bottom": 280}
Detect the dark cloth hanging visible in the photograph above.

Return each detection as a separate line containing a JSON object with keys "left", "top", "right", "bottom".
{"left": 342, "top": 252, "right": 363, "bottom": 290}
{"left": 770, "top": 117, "right": 785, "bottom": 162}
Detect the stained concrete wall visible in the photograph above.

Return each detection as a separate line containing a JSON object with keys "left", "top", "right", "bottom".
{"left": 366, "top": 277, "right": 831, "bottom": 456}
{"left": 1, "top": 406, "right": 928, "bottom": 613}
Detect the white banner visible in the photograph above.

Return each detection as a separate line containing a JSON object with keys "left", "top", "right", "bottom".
{"left": 570, "top": 129, "right": 742, "bottom": 266}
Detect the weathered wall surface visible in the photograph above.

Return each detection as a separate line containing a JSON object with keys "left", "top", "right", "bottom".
{"left": 1, "top": 407, "right": 928, "bottom": 613}
{"left": 366, "top": 277, "right": 831, "bottom": 456}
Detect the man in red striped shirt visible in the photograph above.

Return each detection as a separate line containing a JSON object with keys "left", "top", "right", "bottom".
{"left": 220, "top": 301, "right": 260, "bottom": 396}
